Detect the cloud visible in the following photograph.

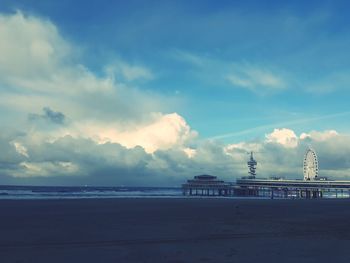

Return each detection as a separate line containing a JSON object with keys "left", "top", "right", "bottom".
{"left": 29, "top": 107, "right": 65, "bottom": 124}
{"left": 221, "top": 128, "right": 350, "bottom": 180}
{"left": 0, "top": 11, "right": 70, "bottom": 84}
{"left": 300, "top": 130, "right": 338, "bottom": 141}
{"left": 67, "top": 112, "right": 198, "bottom": 154}
{"left": 0, "top": 11, "right": 181, "bottom": 142}
{"left": 0, "top": 11, "right": 201, "bottom": 185}
{"left": 0, "top": 11, "right": 163, "bottom": 124}
{"left": 210, "top": 111, "right": 350, "bottom": 140}
{"left": 1, "top": 11, "right": 350, "bottom": 186}
{"left": 265, "top": 128, "right": 298, "bottom": 148}
{"left": 14, "top": 161, "right": 79, "bottom": 178}
{"left": 170, "top": 49, "right": 208, "bottom": 67}
{"left": 2, "top": 123, "right": 350, "bottom": 185}
{"left": 104, "top": 61, "right": 154, "bottom": 82}
{"left": 169, "top": 49, "right": 287, "bottom": 94}
{"left": 42, "top": 107, "right": 65, "bottom": 124}
{"left": 12, "top": 141, "right": 29, "bottom": 158}
{"left": 226, "top": 65, "right": 286, "bottom": 93}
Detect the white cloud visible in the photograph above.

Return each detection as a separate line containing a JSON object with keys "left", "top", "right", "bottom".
{"left": 1, "top": 11, "right": 350, "bottom": 185}
{"left": 183, "top": 147, "right": 196, "bottom": 158}
{"left": 12, "top": 141, "right": 29, "bottom": 158}
{"left": 105, "top": 61, "right": 154, "bottom": 82}
{"left": 227, "top": 65, "right": 286, "bottom": 92}
{"left": 0, "top": 11, "right": 163, "bottom": 123}
{"left": 0, "top": 11, "right": 69, "bottom": 83}
{"left": 67, "top": 112, "right": 198, "bottom": 153}
{"left": 224, "top": 142, "right": 262, "bottom": 158}
{"left": 300, "top": 130, "right": 338, "bottom": 141}
{"left": 265, "top": 128, "right": 298, "bottom": 148}
{"left": 14, "top": 161, "right": 79, "bottom": 178}
{"left": 170, "top": 49, "right": 207, "bottom": 67}
{"left": 0, "top": 11, "right": 185, "bottom": 146}
{"left": 0, "top": 11, "right": 200, "bottom": 184}
{"left": 2, "top": 123, "right": 350, "bottom": 184}
{"left": 170, "top": 49, "right": 286, "bottom": 93}
{"left": 222, "top": 128, "right": 350, "bottom": 180}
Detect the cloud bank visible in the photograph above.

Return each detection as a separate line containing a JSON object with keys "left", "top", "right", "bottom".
{"left": 0, "top": 11, "right": 350, "bottom": 186}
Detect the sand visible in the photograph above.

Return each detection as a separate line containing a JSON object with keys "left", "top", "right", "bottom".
{"left": 0, "top": 198, "right": 350, "bottom": 262}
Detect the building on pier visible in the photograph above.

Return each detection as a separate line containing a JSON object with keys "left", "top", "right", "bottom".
{"left": 182, "top": 174, "right": 234, "bottom": 196}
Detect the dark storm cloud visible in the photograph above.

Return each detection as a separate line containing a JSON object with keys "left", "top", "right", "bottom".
{"left": 4, "top": 135, "right": 164, "bottom": 186}
{"left": 43, "top": 107, "right": 65, "bottom": 124}
{"left": 0, "top": 131, "right": 237, "bottom": 186}
{"left": 28, "top": 107, "right": 65, "bottom": 124}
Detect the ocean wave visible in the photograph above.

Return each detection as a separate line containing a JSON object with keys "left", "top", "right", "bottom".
{"left": 0, "top": 186, "right": 183, "bottom": 199}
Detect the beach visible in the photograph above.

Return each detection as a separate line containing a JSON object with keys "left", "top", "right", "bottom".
{"left": 0, "top": 198, "right": 350, "bottom": 262}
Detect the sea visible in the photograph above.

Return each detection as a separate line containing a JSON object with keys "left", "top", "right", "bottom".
{"left": 0, "top": 185, "right": 344, "bottom": 200}
{"left": 0, "top": 185, "right": 183, "bottom": 199}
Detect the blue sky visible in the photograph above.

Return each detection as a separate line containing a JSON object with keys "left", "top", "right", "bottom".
{"left": 1, "top": 1, "right": 350, "bottom": 185}
{"left": 2, "top": 0, "right": 350, "bottom": 139}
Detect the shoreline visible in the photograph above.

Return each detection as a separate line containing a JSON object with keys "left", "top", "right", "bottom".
{"left": 0, "top": 196, "right": 349, "bottom": 202}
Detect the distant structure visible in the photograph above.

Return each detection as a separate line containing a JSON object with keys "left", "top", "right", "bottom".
{"left": 303, "top": 147, "right": 319, "bottom": 180}
{"left": 182, "top": 147, "right": 350, "bottom": 199}
{"left": 247, "top": 151, "right": 257, "bottom": 178}
{"left": 182, "top": 175, "right": 233, "bottom": 196}
{"left": 236, "top": 147, "right": 350, "bottom": 199}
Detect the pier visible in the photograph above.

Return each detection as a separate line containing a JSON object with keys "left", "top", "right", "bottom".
{"left": 182, "top": 176, "right": 350, "bottom": 199}
{"left": 182, "top": 148, "right": 350, "bottom": 199}
{"left": 235, "top": 178, "right": 350, "bottom": 199}
{"left": 235, "top": 148, "right": 350, "bottom": 199}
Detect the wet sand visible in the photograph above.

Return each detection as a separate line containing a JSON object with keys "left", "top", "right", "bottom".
{"left": 0, "top": 198, "right": 350, "bottom": 262}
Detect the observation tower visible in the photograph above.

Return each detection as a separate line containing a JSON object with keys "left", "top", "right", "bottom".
{"left": 247, "top": 151, "right": 257, "bottom": 178}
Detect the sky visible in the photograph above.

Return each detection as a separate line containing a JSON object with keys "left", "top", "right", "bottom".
{"left": 1, "top": 0, "right": 350, "bottom": 186}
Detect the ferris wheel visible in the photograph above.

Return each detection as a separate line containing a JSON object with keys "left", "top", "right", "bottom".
{"left": 303, "top": 147, "right": 319, "bottom": 180}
